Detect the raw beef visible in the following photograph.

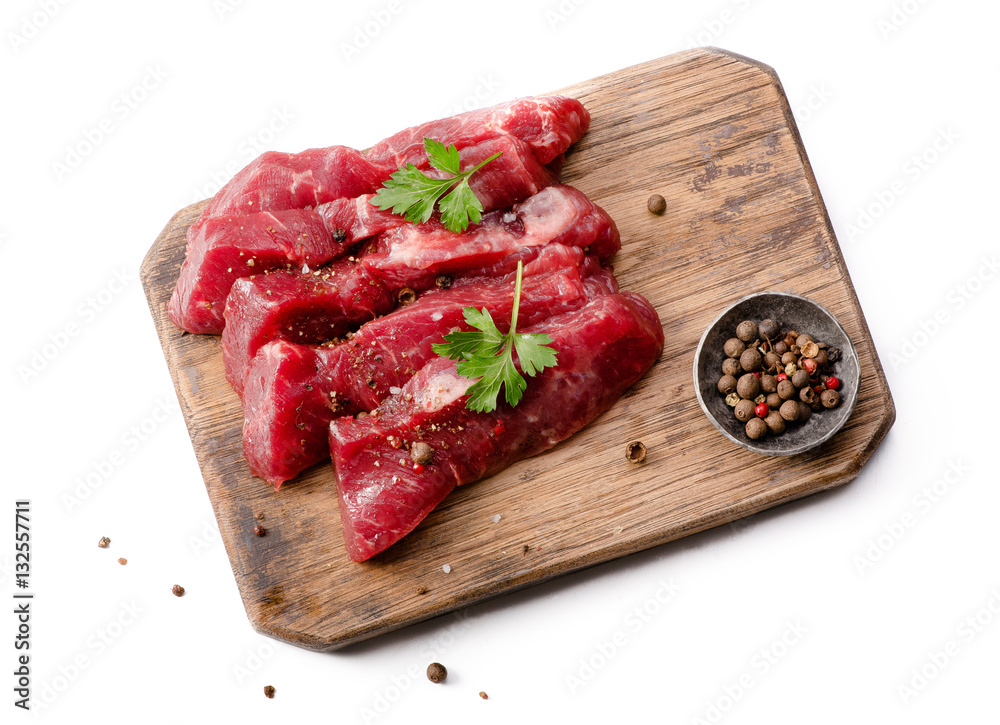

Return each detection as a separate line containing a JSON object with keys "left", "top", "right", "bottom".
{"left": 221, "top": 186, "right": 620, "bottom": 393}
{"left": 328, "top": 292, "right": 665, "bottom": 561}
{"left": 240, "top": 252, "right": 617, "bottom": 486}
{"left": 170, "top": 136, "right": 562, "bottom": 334}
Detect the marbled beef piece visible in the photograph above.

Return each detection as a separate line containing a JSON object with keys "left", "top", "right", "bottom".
{"left": 367, "top": 95, "right": 589, "bottom": 169}
{"left": 328, "top": 292, "right": 665, "bottom": 561}
{"left": 170, "top": 136, "right": 561, "bottom": 334}
{"left": 221, "top": 186, "right": 620, "bottom": 394}
{"left": 240, "top": 252, "right": 614, "bottom": 487}
{"left": 222, "top": 260, "right": 396, "bottom": 394}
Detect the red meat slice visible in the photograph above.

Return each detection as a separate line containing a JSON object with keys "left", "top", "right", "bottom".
{"left": 223, "top": 260, "right": 396, "bottom": 394}
{"left": 363, "top": 185, "right": 620, "bottom": 289}
{"left": 239, "top": 251, "right": 616, "bottom": 487}
{"left": 221, "top": 186, "right": 620, "bottom": 393}
{"left": 328, "top": 292, "right": 665, "bottom": 561}
{"left": 170, "top": 136, "right": 561, "bottom": 334}
{"left": 367, "top": 96, "right": 589, "bottom": 168}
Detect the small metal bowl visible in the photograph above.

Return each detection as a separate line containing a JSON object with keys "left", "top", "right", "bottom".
{"left": 693, "top": 291, "right": 859, "bottom": 456}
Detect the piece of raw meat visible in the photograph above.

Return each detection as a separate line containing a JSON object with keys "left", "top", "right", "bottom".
{"left": 328, "top": 292, "right": 665, "bottom": 561}
{"left": 170, "top": 136, "right": 561, "bottom": 334}
{"left": 240, "top": 252, "right": 617, "bottom": 487}
{"left": 221, "top": 186, "right": 620, "bottom": 393}
{"left": 367, "top": 96, "right": 589, "bottom": 168}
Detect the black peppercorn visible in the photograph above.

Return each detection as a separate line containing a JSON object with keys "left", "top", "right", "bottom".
{"left": 766, "top": 393, "right": 783, "bottom": 410}
{"left": 799, "top": 387, "right": 817, "bottom": 405}
{"left": 791, "top": 370, "right": 810, "bottom": 389}
{"left": 779, "top": 400, "right": 800, "bottom": 422}
{"left": 827, "top": 348, "right": 841, "bottom": 363}
{"left": 722, "top": 358, "right": 741, "bottom": 377}
{"left": 736, "top": 374, "right": 760, "bottom": 400}
{"left": 760, "top": 374, "right": 777, "bottom": 394}
{"left": 739, "top": 347, "right": 762, "bottom": 373}
{"left": 724, "top": 338, "right": 746, "bottom": 359}
{"left": 427, "top": 663, "right": 448, "bottom": 683}
{"left": 764, "top": 410, "right": 786, "bottom": 435}
{"left": 777, "top": 380, "right": 796, "bottom": 400}
{"left": 745, "top": 417, "right": 767, "bottom": 440}
{"left": 736, "top": 320, "right": 758, "bottom": 343}
{"left": 647, "top": 194, "right": 666, "bottom": 215}
{"left": 797, "top": 402, "right": 813, "bottom": 422}
{"left": 795, "top": 334, "right": 813, "bottom": 347}
{"left": 780, "top": 351, "right": 797, "bottom": 366}
{"left": 814, "top": 349, "right": 829, "bottom": 367}
{"left": 717, "top": 375, "right": 738, "bottom": 395}
{"left": 758, "top": 318, "right": 779, "bottom": 340}
{"left": 821, "top": 389, "right": 840, "bottom": 408}
{"left": 734, "top": 399, "right": 756, "bottom": 423}
{"left": 410, "top": 441, "right": 434, "bottom": 465}
{"left": 774, "top": 341, "right": 789, "bottom": 355}
{"left": 763, "top": 352, "right": 781, "bottom": 372}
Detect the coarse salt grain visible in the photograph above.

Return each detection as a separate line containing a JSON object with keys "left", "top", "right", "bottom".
{"left": 442, "top": 564, "right": 451, "bottom": 574}
{"left": 389, "top": 386, "right": 402, "bottom": 395}
{"left": 430, "top": 312, "right": 443, "bottom": 321}
{"left": 490, "top": 514, "right": 501, "bottom": 524}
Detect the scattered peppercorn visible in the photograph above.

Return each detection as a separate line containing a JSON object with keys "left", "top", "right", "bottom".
{"left": 98, "top": 536, "right": 111, "bottom": 548}
{"left": 427, "top": 663, "right": 448, "bottom": 684}
{"left": 118, "top": 558, "right": 127, "bottom": 565}
{"left": 435, "top": 275, "right": 452, "bottom": 289}
{"left": 479, "top": 691, "right": 489, "bottom": 700}
{"left": 254, "top": 525, "right": 266, "bottom": 537}
{"left": 647, "top": 194, "right": 667, "bottom": 215}
{"left": 821, "top": 389, "right": 841, "bottom": 408}
{"left": 332, "top": 228, "right": 347, "bottom": 243}
{"left": 397, "top": 288, "right": 417, "bottom": 305}
{"left": 411, "top": 441, "right": 435, "bottom": 466}
{"left": 827, "top": 348, "right": 841, "bottom": 363}
{"left": 172, "top": 585, "right": 185, "bottom": 597}
{"left": 625, "top": 441, "right": 647, "bottom": 464}
{"left": 264, "top": 685, "right": 276, "bottom": 699}
{"left": 416, "top": 585, "right": 428, "bottom": 595}
{"left": 256, "top": 511, "right": 265, "bottom": 521}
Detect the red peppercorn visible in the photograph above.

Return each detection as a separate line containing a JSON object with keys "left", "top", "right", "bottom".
{"left": 413, "top": 463, "right": 425, "bottom": 474}
{"left": 802, "top": 358, "right": 818, "bottom": 374}
{"left": 776, "top": 372, "right": 787, "bottom": 382}
{"left": 751, "top": 372, "right": 761, "bottom": 379}
{"left": 826, "top": 376, "right": 840, "bottom": 390}
{"left": 813, "top": 385, "right": 825, "bottom": 395}
{"left": 492, "top": 421, "right": 505, "bottom": 436}
{"left": 754, "top": 403, "right": 769, "bottom": 418}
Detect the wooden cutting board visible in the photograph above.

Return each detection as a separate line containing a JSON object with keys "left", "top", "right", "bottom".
{"left": 141, "top": 48, "right": 894, "bottom": 651}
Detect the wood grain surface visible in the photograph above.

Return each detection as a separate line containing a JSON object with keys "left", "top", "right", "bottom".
{"left": 140, "top": 47, "right": 895, "bottom": 651}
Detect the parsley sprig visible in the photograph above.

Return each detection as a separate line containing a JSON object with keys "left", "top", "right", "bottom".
{"left": 432, "top": 261, "right": 558, "bottom": 413}
{"left": 370, "top": 138, "right": 502, "bottom": 234}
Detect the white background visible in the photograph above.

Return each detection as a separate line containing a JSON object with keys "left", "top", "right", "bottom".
{"left": 3, "top": 0, "right": 998, "bottom": 723}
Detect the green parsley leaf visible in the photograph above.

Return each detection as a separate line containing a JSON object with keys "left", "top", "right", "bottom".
{"left": 430, "top": 261, "right": 559, "bottom": 413}
{"left": 370, "top": 138, "right": 501, "bottom": 233}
